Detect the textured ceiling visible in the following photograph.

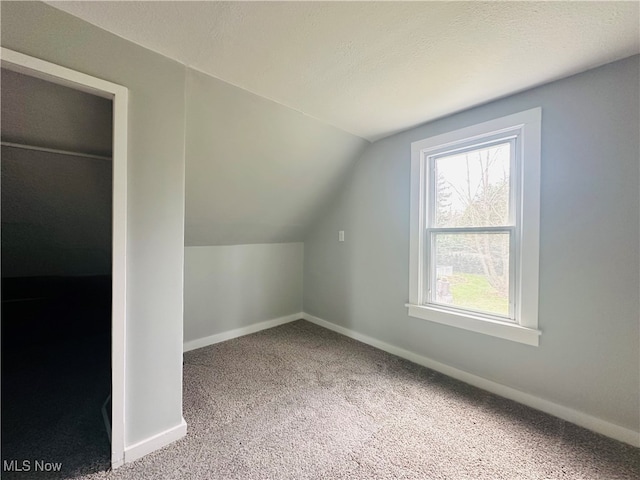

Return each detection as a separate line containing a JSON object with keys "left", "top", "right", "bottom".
{"left": 47, "top": 1, "right": 640, "bottom": 141}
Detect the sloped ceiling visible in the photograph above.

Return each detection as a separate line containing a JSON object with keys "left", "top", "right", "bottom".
{"left": 47, "top": 1, "right": 640, "bottom": 141}
{"left": 184, "top": 69, "right": 367, "bottom": 245}
{"left": 42, "top": 1, "right": 640, "bottom": 246}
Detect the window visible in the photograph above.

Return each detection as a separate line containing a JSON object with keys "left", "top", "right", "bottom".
{"left": 407, "top": 108, "right": 541, "bottom": 346}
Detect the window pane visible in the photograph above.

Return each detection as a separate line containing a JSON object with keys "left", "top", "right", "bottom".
{"left": 434, "top": 143, "right": 511, "bottom": 227}
{"left": 432, "top": 232, "right": 510, "bottom": 317}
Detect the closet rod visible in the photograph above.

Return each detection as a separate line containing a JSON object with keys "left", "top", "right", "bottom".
{"left": 1, "top": 141, "right": 112, "bottom": 161}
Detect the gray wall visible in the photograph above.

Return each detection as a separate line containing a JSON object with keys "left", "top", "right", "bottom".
{"left": 181, "top": 56, "right": 366, "bottom": 347}
{"left": 184, "top": 243, "right": 303, "bottom": 342}
{"left": 1, "top": 69, "right": 113, "bottom": 278}
{"left": 304, "top": 55, "right": 640, "bottom": 432}
{"left": 1, "top": 1, "right": 187, "bottom": 446}
{"left": 1, "top": 0, "right": 367, "bottom": 448}
{"left": 185, "top": 69, "right": 368, "bottom": 246}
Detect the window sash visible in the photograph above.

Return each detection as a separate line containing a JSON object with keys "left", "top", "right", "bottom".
{"left": 422, "top": 136, "right": 519, "bottom": 322}
{"left": 423, "top": 227, "right": 516, "bottom": 321}
{"left": 426, "top": 137, "right": 517, "bottom": 230}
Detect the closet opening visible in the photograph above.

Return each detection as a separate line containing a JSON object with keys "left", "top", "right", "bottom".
{"left": 1, "top": 66, "right": 114, "bottom": 476}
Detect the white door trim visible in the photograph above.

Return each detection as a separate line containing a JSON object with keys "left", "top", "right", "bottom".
{"left": 1, "top": 47, "right": 129, "bottom": 468}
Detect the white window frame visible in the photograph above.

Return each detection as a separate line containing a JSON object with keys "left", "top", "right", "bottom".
{"left": 407, "top": 108, "right": 541, "bottom": 346}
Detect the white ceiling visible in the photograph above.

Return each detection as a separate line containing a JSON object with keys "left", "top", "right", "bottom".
{"left": 48, "top": 1, "right": 639, "bottom": 141}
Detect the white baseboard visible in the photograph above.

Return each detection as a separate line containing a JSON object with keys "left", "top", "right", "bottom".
{"left": 302, "top": 312, "right": 640, "bottom": 447}
{"left": 183, "top": 312, "right": 303, "bottom": 353}
{"left": 124, "top": 418, "right": 187, "bottom": 464}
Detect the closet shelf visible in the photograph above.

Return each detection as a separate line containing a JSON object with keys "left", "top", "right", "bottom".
{"left": 1, "top": 141, "right": 111, "bottom": 161}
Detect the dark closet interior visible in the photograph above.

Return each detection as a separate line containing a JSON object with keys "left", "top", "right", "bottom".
{"left": 1, "top": 68, "right": 113, "bottom": 477}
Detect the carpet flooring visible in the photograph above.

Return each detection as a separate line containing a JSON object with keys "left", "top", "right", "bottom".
{"left": 10, "top": 319, "right": 640, "bottom": 479}
{"left": 1, "top": 294, "right": 112, "bottom": 480}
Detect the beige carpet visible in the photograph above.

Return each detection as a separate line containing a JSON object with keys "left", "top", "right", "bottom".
{"left": 77, "top": 320, "right": 638, "bottom": 478}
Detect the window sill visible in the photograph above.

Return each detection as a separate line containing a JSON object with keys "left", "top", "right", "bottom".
{"left": 405, "top": 304, "right": 540, "bottom": 346}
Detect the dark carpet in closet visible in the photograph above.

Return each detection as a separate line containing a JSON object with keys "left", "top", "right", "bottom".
{"left": 1, "top": 276, "right": 112, "bottom": 479}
